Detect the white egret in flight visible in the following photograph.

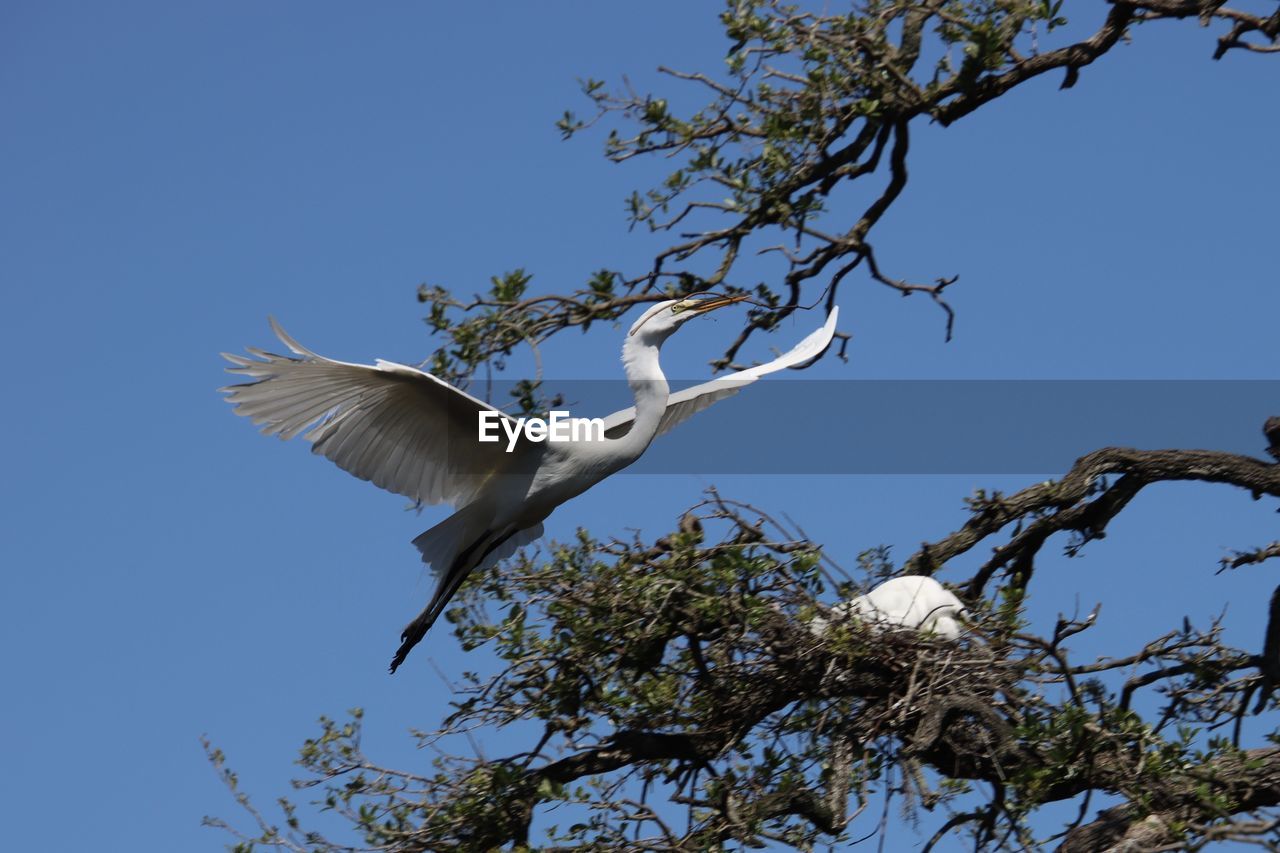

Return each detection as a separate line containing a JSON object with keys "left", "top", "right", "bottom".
{"left": 223, "top": 296, "right": 839, "bottom": 672}
{"left": 810, "top": 576, "right": 968, "bottom": 640}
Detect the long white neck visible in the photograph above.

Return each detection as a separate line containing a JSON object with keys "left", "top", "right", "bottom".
{"left": 611, "top": 332, "right": 671, "bottom": 460}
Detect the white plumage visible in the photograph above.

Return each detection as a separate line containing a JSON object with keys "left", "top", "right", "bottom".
{"left": 223, "top": 298, "right": 839, "bottom": 671}
{"left": 810, "top": 576, "right": 968, "bottom": 640}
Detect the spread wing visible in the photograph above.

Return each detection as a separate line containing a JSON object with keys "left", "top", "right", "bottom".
{"left": 600, "top": 306, "right": 839, "bottom": 439}
{"left": 221, "top": 318, "right": 523, "bottom": 508}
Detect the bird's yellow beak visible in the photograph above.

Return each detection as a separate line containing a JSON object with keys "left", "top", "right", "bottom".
{"left": 630, "top": 293, "right": 750, "bottom": 337}
{"left": 672, "top": 293, "right": 750, "bottom": 315}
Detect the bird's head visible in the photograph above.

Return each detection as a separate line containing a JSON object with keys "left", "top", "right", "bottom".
{"left": 922, "top": 605, "right": 967, "bottom": 641}
{"left": 627, "top": 294, "right": 749, "bottom": 341}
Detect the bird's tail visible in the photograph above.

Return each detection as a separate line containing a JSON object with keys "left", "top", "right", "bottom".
{"left": 389, "top": 508, "right": 543, "bottom": 673}
{"left": 411, "top": 503, "right": 490, "bottom": 578}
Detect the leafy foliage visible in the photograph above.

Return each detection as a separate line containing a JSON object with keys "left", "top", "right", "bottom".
{"left": 416, "top": 0, "right": 1277, "bottom": 402}
{"left": 208, "top": 459, "right": 1280, "bottom": 849}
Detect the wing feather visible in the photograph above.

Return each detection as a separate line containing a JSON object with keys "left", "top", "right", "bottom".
{"left": 601, "top": 306, "right": 839, "bottom": 439}
{"left": 222, "top": 320, "right": 523, "bottom": 507}
{"left": 374, "top": 403, "right": 418, "bottom": 494}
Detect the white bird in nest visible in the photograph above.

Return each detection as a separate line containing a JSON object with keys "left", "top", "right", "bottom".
{"left": 223, "top": 296, "right": 839, "bottom": 672}
{"left": 810, "top": 575, "right": 969, "bottom": 640}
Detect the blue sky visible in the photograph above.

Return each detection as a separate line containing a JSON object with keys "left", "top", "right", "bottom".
{"left": 2, "top": 2, "right": 1277, "bottom": 849}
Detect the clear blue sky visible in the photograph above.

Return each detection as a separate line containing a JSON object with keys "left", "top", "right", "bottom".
{"left": 2, "top": 2, "right": 1276, "bottom": 849}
